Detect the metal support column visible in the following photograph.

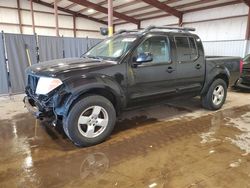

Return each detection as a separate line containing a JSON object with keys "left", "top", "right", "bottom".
{"left": 108, "top": 0, "right": 113, "bottom": 36}
{"left": 137, "top": 21, "right": 141, "bottom": 29}
{"left": 17, "top": 0, "right": 23, "bottom": 34}
{"left": 30, "top": 0, "right": 36, "bottom": 34}
{"left": 73, "top": 14, "right": 76, "bottom": 38}
{"left": 246, "top": 7, "right": 250, "bottom": 40}
{"left": 178, "top": 15, "right": 183, "bottom": 27}
{"left": 54, "top": 0, "right": 59, "bottom": 37}
{"left": 1, "top": 31, "right": 10, "bottom": 96}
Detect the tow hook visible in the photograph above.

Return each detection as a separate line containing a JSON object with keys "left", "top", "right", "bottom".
{"left": 52, "top": 120, "right": 57, "bottom": 127}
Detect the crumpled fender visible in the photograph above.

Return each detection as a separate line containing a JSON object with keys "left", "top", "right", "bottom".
{"left": 54, "top": 74, "right": 126, "bottom": 116}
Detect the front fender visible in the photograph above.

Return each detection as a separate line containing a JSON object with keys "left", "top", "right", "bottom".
{"left": 55, "top": 74, "right": 126, "bottom": 116}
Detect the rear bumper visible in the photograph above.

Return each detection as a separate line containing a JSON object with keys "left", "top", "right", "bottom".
{"left": 235, "top": 78, "right": 250, "bottom": 90}
{"left": 23, "top": 96, "right": 44, "bottom": 118}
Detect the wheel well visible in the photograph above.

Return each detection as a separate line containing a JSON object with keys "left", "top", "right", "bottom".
{"left": 67, "top": 88, "right": 118, "bottom": 116}
{"left": 214, "top": 74, "right": 229, "bottom": 87}
{"left": 85, "top": 88, "right": 117, "bottom": 109}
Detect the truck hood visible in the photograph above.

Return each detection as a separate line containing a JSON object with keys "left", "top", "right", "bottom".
{"left": 27, "top": 58, "right": 116, "bottom": 78}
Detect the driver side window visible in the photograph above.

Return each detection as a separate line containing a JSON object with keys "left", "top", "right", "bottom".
{"left": 135, "top": 36, "right": 170, "bottom": 64}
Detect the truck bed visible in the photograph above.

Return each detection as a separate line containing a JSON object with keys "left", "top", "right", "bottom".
{"left": 205, "top": 56, "right": 241, "bottom": 86}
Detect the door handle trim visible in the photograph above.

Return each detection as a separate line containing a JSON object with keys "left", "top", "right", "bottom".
{"left": 195, "top": 64, "right": 201, "bottom": 69}
{"left": 167, "top": 67, "right": 175, "bottom": 73}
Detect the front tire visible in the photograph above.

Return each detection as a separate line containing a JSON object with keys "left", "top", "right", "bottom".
{"left": 63, "top": 95, "right": 116, "bottom": 147}
{"left": 201, "top": 79, "right": 227, "bottom": 110}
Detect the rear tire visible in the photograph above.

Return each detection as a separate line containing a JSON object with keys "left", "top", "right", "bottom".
{"left": 63, "top": 95, "right": 116, "bottom": 147}
{"left": 201, "top": 79, "right": 227, "bottom": 110}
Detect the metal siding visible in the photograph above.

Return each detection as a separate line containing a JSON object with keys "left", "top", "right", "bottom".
{"left": 203, "top": 40, "right": 246, "bottom": 57}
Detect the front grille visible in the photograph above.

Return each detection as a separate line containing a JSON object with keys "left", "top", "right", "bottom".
{"left": 27, "top": 75, "right": 39, "bottom": 95}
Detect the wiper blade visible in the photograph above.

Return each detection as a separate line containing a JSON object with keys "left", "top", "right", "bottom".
{"left": 84, "top": 55, "right": 103, "bottom": 61}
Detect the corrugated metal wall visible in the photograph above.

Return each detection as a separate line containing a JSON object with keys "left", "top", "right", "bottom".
{"left": 0, "top": 33, "right": 103, "bottom": 95}
{"left": 202, "top": 40, "right": 246, "bottom": 57}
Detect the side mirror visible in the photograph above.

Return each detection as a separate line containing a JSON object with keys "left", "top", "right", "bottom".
{"left": 100, "top": 27, "right": 108, "bottom": 36}
{"left": 135, "top": 52, "right": 153, "bottom": 63}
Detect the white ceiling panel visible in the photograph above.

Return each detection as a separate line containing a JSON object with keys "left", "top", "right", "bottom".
{"left": 92, "top": 12, "right": 107, "bottom": 18}
{"left": 88, "top": 0, "right": 106, "bottom": 4}
{"left": 117, "top": 2, "right": 152, "bottom": 13}
{"left": 102, "top": 0, "right": 131, "bottom": 8}
{"left": 68, "top": 4, "right": 86, "bottom": 12}
{"left": 113, "top": 19, "right": 127, "bottom": 24}
{"left": 77, "top": 8, "right": 91, "bottom": 15}
{"left": 43, "top": 0, "right": 53, "bottom": 3}
{"left": 179, "top": 0, "right": 236, "bottom": 12}
{"left": 128, "top": 7, "right": 160, "bottom": 17}
{"left": 168, "top": 0, "right": 200, "bottom": 7}
{"left": 137, "top": 12, "right": 167, "bottom": 20}
{"left": 58, "top": 0, "right": 73, "bottom": 7}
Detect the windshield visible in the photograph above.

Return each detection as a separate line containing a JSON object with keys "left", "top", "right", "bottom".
{"left": 85, "top": 35, "right": 138, "bottom": 61}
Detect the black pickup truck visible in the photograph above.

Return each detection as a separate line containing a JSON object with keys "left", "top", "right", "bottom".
{"left": 24, "top": 26, "right": 241, "bottom": 147}
{"left": 235, "top": 54, "right": 250, "bottom": 89}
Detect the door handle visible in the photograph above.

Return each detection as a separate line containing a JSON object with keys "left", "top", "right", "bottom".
{"left": 167, "top": 66, "right": 175, "bottom": 73}
{"left": 195, "top": 64, "right": 201, "bottom": 69}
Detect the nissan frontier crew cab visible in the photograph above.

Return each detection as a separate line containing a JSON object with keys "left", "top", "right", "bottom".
{"left": 24, "top": 26, "right": 242, "bottom": 147}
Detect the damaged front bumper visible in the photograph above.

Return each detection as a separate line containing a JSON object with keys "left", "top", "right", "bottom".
{"left": 24, "top": 73, "right": 71, "bottom": 119}
{"left": 23, "top": 96, "right": 54, "bottom": 119}
{"left": 23, "top": 86, "right": 57, "bottom": 119}
{"left": 24, "top": 86, "right": 71, "bottom": 120}
{"left": 23, "top": 96, "right": 43, "bottom": 118}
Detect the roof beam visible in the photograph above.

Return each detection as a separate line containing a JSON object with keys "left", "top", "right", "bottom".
{"left": 99, "top": 0, "right": 179, "bottom": 20}
{"left": 69, "top": 0, "right": 140, "bottom": 24}
{"left": 243, "top": 0, "right": 250, "bottom": 7}
{"left": 143, "top": 0, "right": 241, "bottom": 21}
{"left": 130, "top": 0, "right": 217, "bottom": 19}
{"left": 114, "top": 0, "right": 241, "bottom": 25}
{"left": 33, "top": 0, "right": 107, "bottom": 24}
{"left": 141, "top": 0, "right": 182, "bottom": 18}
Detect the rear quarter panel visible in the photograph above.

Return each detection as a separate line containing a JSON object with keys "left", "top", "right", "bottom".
{"left": 201, "top": 56, "right": 241, "bottom": 94}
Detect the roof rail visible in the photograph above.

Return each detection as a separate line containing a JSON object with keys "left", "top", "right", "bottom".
{"left": 115, "top": 26, "right": 195, "bottom": 35}
{"left": 115, "top": 29, "right": 139, "bottom": 35}
{"left": 144, "top": 25, "right": 196, "bottom": 32}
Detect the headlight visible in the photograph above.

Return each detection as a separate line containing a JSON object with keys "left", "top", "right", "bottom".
{"left": 35, "top": 77, "right": 62, "bottom": 95}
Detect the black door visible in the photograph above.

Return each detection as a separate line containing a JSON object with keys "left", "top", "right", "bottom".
{"left": 127, "top": 36, "right": 177, "bottom": 100}
{"left": 174, "top": 36, "right": 205, "bottom": 93}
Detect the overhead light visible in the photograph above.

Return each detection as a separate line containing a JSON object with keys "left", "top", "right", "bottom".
{"left": 87, "top": 9, "right": 95, "bottom": 13}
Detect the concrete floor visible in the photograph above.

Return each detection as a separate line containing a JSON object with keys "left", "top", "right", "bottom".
{"left": 0, "top": 91, "right": 249, "bottom": 188}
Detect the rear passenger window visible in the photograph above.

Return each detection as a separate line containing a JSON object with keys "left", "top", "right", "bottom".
{"left": 175, "top": 37, "right": 198, "bottom": 62}
{"left": 189, "top": 38, "right": 198, "bottom": 60}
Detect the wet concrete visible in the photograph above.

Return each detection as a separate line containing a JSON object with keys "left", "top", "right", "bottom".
{"left": 0, "top": 93, "right": 250, "bottom": 187}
